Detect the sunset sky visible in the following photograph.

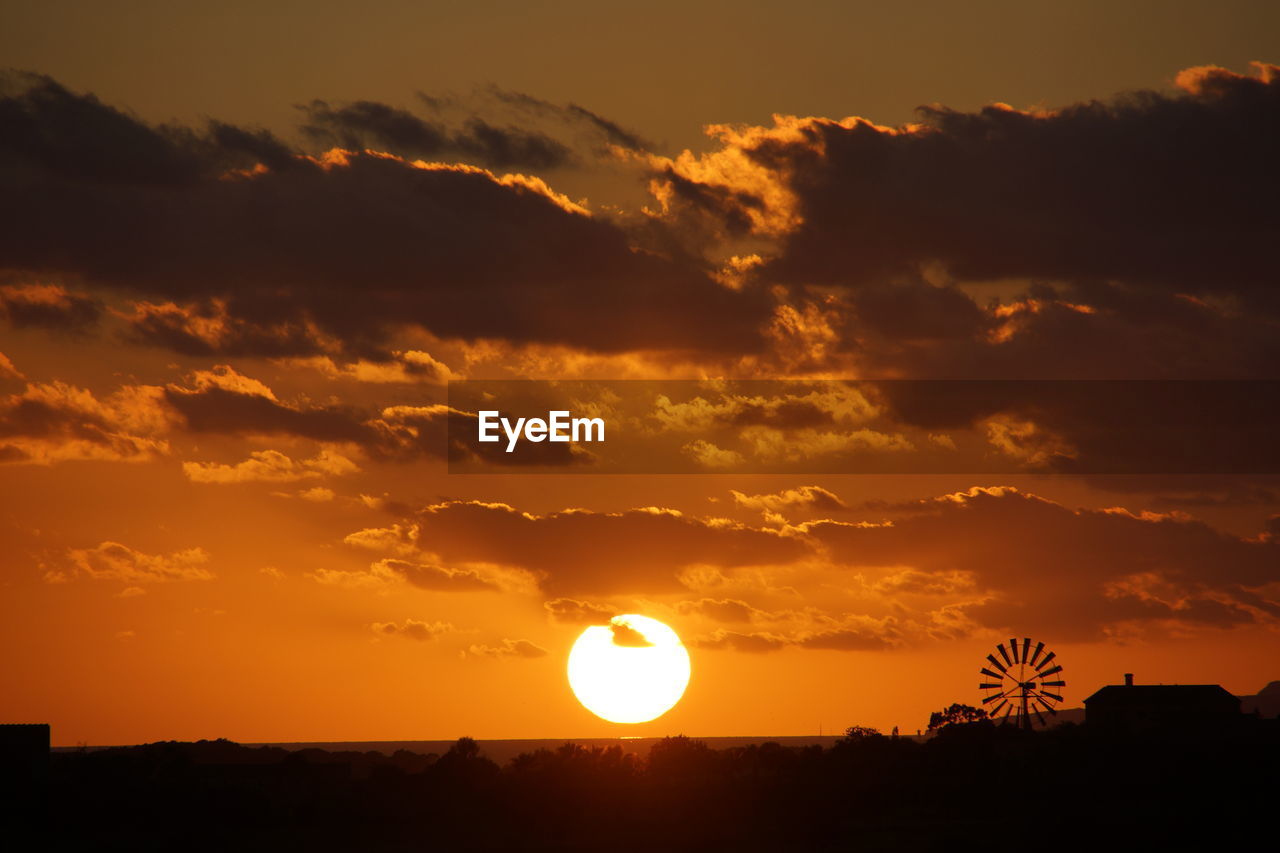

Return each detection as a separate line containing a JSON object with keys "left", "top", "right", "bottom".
{"left": 2, "top": 1, "right": 1278, "bottom": 746}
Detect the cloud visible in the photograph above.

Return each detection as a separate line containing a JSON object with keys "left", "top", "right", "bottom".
{"left": 869, "top": 379, "right": 1280, "bottom": 474}
{"left": 804, "top": 486, "right": 1280, "bottom": 640}
{"left": 310, "top": 555, "right": 497, "bottom": 592}
{"left": 675, "top": 597, "right": 760, "bottom": 623}
{"left": 0, "top": 380, "right": 172, "bottom": 464}
{"left": 730, "top": 486, "right": 849, "bottom": 514}
{"left": 466, "top": 638, "right": 548, "bottom": 659}
{"left": 159, "top": 368, "right": 580, "bottom": 466}
{"left": 690, "top": 630, "right": 788, "bottom": 653}
{"left": 0, "top": 71, "right": 296, "bottom": 185}
{"left": 123, "top": 299, "right": 332, "bottom": 358}
{"left": 0, "top": 352, "right": 22, "bottom": 380}
{"left": 662, "top": 63, "right": 1280, "bottom": 294}
{"left": 682, "top": 439, "right": 744, "bottom": 469}
{"left": 357, "top": 500, "right": 811, "bottom": 595}
{"left": 645, "top": 62, "right": 1280, "bottom": 379}
{"left": 544, "top": 598, "right": 615, "bottom": 624}
{"left": 163, "top": 367, "right": 377, "bottom": 445}
{"left": 370, "top": 558, "right": 498, "bottom": 592}
{"left": 299, "top": 99, "right": 574, "bottom": 169}
{"left": 371, "top": 619, "right": 454, "bottom": 641}
{"left": 371, "top": 404, "right": 583, "bottom": 467}
{"left": 281, "top": 351, "right": 454, "bottom": 384}
{"left": 297, "top": 486, "right": 336, "bottom": 502}
{"left": 690, "top": 613, "right": 900, "bottom": 653}
{"left": 67, "top": 541, "right": 214, "bottom": 583}
{"left": 183, "top": 448, "right": 358, "bottom": 484}
{"left": 0, "top": 283, "right": 101, "bottom": 332}
{"left": 609, "top": 620, "right": 653, "bottom": 647}
{"left": 1, "top": 74, "right": 770, "bottom": 359}
{"left": 485, "top": 85, "right": 651, "bottom": 151}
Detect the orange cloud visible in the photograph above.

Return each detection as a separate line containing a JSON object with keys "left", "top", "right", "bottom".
{"left": 370, "top": 619, "right": 454, "bottom": 641}
{"left": 67, "top": 542, "right": 214, "bottom": 583}
{"left": 0, "top": 380, "right": 172, "bottom": 464}
{"left": 182, "top": 448, "right": 358, "bottom": 484}
{"left": 466, "top": 638, "right": 548, "bottom": 659}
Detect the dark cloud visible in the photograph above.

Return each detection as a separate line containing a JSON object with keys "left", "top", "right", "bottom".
{"left": 124, "top": 300, "right": 328, "bottom": 358}
{"left": 651, "top": 62, "right": 1280, "bottom": 378}
{"left": 157, "top": 369, "right": 584, "bottom": 466}
{"left": 467, "top": 638, "right": 548, "bottom": 659}
{"left": 0, "top": 71, "right": 296, "bottom": 184}
{"left": 164, "top": 384, "right": 374, "bottom": 444}
{"left": 485, "top": 86, "right": 651, "bottom": 150}
{"left": 0, "top": 381, "right": 169, "bottom": 464}
{"left": 371, "top": 619, "right": 453, "bottom": 641}
{"left": 299, "top": 99, "right": 573, "bottom": 169}
{"left": 543, "top": 598, "right": 615, "bottom": 624}
{"left": 1073, "top": 475, "right": 1280, "bottom": 509}
{"left": 609, "top": 620, "right": 653, "bottom": 647}
{"left": 806, "top": 486, "right": 1280, "bottom": 639}
{"left": 0, "top": 74, "right": 769, "bottom": 358}
{"left": 0, "top": 284, "right": 101, "bottom": 332}
{"left": 394, "top": 500, "right": 810, "bottom": 595}
{"left": 691, "top": 630, "right": 787, "bottom": 653}
{"left": 868, "top": 379, "right": 1280, "bottom": 474}
{"left": 676, "top": 597, "right": 758, "bottom": 623}
{"left": 738, "top": 64, "right": 1279, "bottom": 296}
{"left": 724, "top": 399, "right": 835, "bottom": 429}
{"left": 372, "top": 558, "right": 498, "bottom": 592}
{"left": 730, "top": 486, "right": 850, "bottom": 516}
{"left": 374, "top": 405, "right": 583, "bottom": 467}
{"left": 691, "top": 621, "right": 898, "bottom": 653}
{"left": 795, "top": 626, "right": 898, "bottom": 651}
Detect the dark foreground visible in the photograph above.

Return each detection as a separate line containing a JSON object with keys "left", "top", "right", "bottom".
{"left": 13, "top": 720, "right": 1279, "bottom": 851}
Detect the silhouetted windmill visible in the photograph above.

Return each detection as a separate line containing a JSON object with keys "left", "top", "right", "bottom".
{"left": 978, "top": 638, "right": 1066, "bottom": 730}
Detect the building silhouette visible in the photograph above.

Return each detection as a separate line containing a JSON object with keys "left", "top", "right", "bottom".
{"left": 1084, "top": 673, "right": 1240, "bottom": 735}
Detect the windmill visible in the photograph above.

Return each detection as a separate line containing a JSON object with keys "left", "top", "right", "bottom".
{"left": 978, "top": 638, "right": 1066, "bottom": 729}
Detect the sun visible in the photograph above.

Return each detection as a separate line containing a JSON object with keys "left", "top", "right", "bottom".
{"left": 567, "top": 614, "right": 691, "bottom": 724}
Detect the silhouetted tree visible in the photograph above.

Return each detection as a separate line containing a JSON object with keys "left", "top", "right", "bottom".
{"left": 838, "top": 725, "right": 882, "bottom": 742}
{"left": 447, "top": 736, "right": 480, "bottom": 760}
{"left": 927, "top": 703, "right": 988, "bottom": 731}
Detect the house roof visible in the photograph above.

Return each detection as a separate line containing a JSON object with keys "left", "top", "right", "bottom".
{"left": 1083, "top": 684, "right": 1239, "bottom": 707}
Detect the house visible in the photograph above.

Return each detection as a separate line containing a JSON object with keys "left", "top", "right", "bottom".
{"left": 1239, "top": 681, "right": 1280, "bottom": 719}
{"left": 0, "top": 723, "right": 50, "bottom": 789}
{"left": 1084, "top": 674, "right": 1240, "bottom": 735}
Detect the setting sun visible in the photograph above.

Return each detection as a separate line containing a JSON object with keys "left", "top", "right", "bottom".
{"left": 567, "top": 615, "right": 692, "bottom": 724}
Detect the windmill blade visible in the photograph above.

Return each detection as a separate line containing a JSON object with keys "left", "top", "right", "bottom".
{"left": 1029, "top": 641, "right": 1045, "bottom": 666}
{"left": 1039, "top": 692, "right": 1064, "bottom": 702}
{"left": 1038, "top": 665, "right": 1063, "bottom": 679}
{"left": 1002, "top": 705, "right": 1014, "bottom": 722}
{"left": 1041, "top": 680, "right": 1066, "bottom": 687}
{"left": 1009, "top": 639, "right": 1021, "bottom": 663}
{"left": 980, "top": 667, "right": 1005, "bottom": 680}
{"left": 982, "top": 692, "right": 1007, "bottom": 704}
{"left": 1034, "top": 651, "right": 1056, "bottom": 671}
{"left": 997, "top": 643, "right": 1013, "bottom": 665}
{"left": 979, "top": 683, "right": 1003, "bottom": 690}
{"left": 986, "top": 655, "right": 1008, "bottom": 674}
{"left": 1021, "top": 638, "right": 1031, "bottom": 664}
{"left": 1033, "top": 708, "right": 1046, "bottom": 727}
{"left": 990, "top": 700, "right": 1008, "bottom": 717}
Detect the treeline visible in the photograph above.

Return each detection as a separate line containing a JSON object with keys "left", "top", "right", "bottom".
{"left": 36, "top": 720, "right": 1279, "bottom": 851}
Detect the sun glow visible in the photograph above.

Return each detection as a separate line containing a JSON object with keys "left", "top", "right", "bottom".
{"left": 567, "top": 615, "right": 691, "bottom": 724}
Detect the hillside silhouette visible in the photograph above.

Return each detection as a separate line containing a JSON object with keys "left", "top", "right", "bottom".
{"left": 21, "top": 716, "right": 1280, "bottom": 851}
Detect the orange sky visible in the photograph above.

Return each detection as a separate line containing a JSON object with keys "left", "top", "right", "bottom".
{"left": 1, "top": 1, "right": 1278, "bottom": 746}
